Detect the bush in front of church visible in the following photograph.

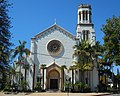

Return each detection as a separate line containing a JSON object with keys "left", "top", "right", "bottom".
{"left": 71, "top": 82, "right": 91, "bottom": 93}
{"left": 34, "top": 82, "right": 42, "bottom": 92}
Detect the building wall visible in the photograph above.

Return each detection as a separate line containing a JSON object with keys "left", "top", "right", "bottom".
{"left": 30, "top": 25, "right": 75, "bottom": 90}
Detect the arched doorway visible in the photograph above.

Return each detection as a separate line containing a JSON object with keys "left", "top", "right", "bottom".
{"left": 48, "top": 70, "right": 60, "bottom": 89}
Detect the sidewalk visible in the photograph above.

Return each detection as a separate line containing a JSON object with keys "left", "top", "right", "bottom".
{"left": 29, "top": 92, "right": 112, "bottom": 96}
{"left": 0, "top": 92, "right": 112, "bottom": 96}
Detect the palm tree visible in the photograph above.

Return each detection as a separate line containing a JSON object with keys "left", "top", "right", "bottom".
{"left": 74, "top": 62, "right": 93, "bottom": 84}
{"left": 73, "top": 40, "right": 96, "bottom": 92}
{"left": 73, "top": 40, "right": 91, "bottom": 83}
{"left": 83, "top": 62, "right": 93, "bottom": 84}
{"left": 9, "top": 61, "right": 19, "bottom": 85}
{"left": 23, "top": 64, "right": 29, "bottom": 81}
{"left": 41, "top": 64, "right": 46, "bottom": 90}
{"left": 91, "top": 41, "right": 104, "bottom": 85}
{"left": 22, "top": 63, "right": 29, "bottom": 90}
{"left": 11, "top": 40, "right": 30, "bottom": 87}
{"left": 69, "top": 65, "right": 76, "bottom": 91}
{"left": 61, "top": 65, "right": 67, "bottom": 91}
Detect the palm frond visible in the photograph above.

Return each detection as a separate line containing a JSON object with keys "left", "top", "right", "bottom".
{"left": 61, "top": 65, "right": 67, "bottom": 69}
{"left": 41, "top": 64, "right": 46, "bottom": 69}
{"left": 24, "top": 48, "right": 31, "bottom": 56}
{"left": 11, "top": 40, "right": 30, "bottom": 60}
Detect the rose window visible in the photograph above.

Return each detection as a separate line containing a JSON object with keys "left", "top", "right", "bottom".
{"left": 47, "top": 40, "right": 63, "bottom": 56}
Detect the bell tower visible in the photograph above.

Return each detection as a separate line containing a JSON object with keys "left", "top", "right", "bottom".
{"left": 76, "top": 4, "right": 96, "bottom": 45}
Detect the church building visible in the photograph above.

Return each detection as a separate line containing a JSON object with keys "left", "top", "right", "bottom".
{"left": 25, "top": 4, "right": 98, "bottom": 91}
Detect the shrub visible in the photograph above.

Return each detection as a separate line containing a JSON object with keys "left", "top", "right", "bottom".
{"left": 73, "top": 82, "right": 91, "bottom": 92}
{"left": 3, "top": 84, "right": 11, "bottom": 92}
{"left": 83, "top": 84, "right": 91, "bottom": 92}
{"left": 34, "top": 82, "right": 41, "bottom": 91}
{"left": 20, "top": 80, "right": 28, "bottom": 91}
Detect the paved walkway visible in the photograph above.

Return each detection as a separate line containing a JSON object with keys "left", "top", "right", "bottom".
{"left": 0, "top": 92, "right": 113, "bottom": 96}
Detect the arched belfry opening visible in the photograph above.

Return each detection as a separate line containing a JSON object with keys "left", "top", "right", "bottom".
{"left": 78, "top": 4, "right": 92, "bottom": 24}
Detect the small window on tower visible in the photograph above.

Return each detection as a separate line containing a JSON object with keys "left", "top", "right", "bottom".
{"left": 83, "top": 30, "right": 85, "bottom": 40}
{"left": 86, "top": 30, "right": 89, "bottom": 40}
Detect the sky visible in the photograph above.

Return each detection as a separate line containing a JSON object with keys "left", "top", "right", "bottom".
{"left": 9, "top": 0, "right": 120, "bottom": 74}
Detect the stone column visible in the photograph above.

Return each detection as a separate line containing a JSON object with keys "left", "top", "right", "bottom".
{"left": 88, "top": 11, "right": 89, "bottom": 23}
{"left": 59, "top": 77, "right": 61, "bottom": 90}
{"left": 81, "top": 11, "right": 83, "bottom": 23}
{"left": 44, "top": 69, "right": 46, "bottom": 90}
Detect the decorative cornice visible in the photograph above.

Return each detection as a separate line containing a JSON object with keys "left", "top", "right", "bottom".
{"left": 31, "top": 24, "right": 75, "bottom": 41}
{"left": 78, "top": 4, "right": 91, "bottom": 9}
{"left": 76, "top": 23, "right": 94, "bottom": 29}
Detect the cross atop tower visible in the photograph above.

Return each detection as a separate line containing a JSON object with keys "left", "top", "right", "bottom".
{"left": 54, "top": 18, "right": 57, "bottom": 24}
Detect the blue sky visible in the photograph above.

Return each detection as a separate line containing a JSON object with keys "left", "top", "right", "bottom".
{"left": 9, "top": 0, "right": 120, "bottom": 74}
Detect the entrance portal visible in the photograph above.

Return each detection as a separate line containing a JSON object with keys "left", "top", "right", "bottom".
{"left": 47, "top": 70, "right": 60, "bottom": 89}
{"left": 50, "top": 79, "right": 58, "bottom": 89}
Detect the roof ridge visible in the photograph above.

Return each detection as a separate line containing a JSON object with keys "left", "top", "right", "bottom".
{"left": 31, "top": 24, "right": 75, "bottom": 40}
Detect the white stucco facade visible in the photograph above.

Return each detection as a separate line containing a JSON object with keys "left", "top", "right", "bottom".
{"left": 28, "top": 24, "right": 75, "bottom": 90}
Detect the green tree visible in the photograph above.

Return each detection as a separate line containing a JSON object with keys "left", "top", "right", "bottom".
{"left": 101, "top": 16, "right": 120, "bottom": 66}
{"left": 23, "top": 63, "right": 29, "bottom": 82}
{"left": 11, "top": 40, "right": 30, "bottom": 88}
{"left": 73, "top": 40, "right": 93, "bottom": 83}
{"left": 91, "top": 41, "right": 104, "bottom": 85}
{"left": 101, "top": 16, "right": 120, "bottom": 90}
{"left": 40, "top": 64, "right": 46, "bottom": 90}
{"left": 22, "top": 63, "right": 29, "bottom": 91}
{"left": 9, "top": 61, "right": 19, "bottom": 85}
{"left": 0, "top": 0, "right": 12, "bottom": 89}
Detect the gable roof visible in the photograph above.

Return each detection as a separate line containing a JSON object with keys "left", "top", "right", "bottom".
{"left": 31, "top": 24, "right": 75, "bottom": 40}
{"left": 47, "top": 62, "right": 61, "bottom": 69}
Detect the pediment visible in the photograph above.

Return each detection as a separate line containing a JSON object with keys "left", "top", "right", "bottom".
{"left": 47, "top": 62, "right": 61, "bottom": 69}
{"left": 31, "top": 24, "right": 75, "bottom": 40}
